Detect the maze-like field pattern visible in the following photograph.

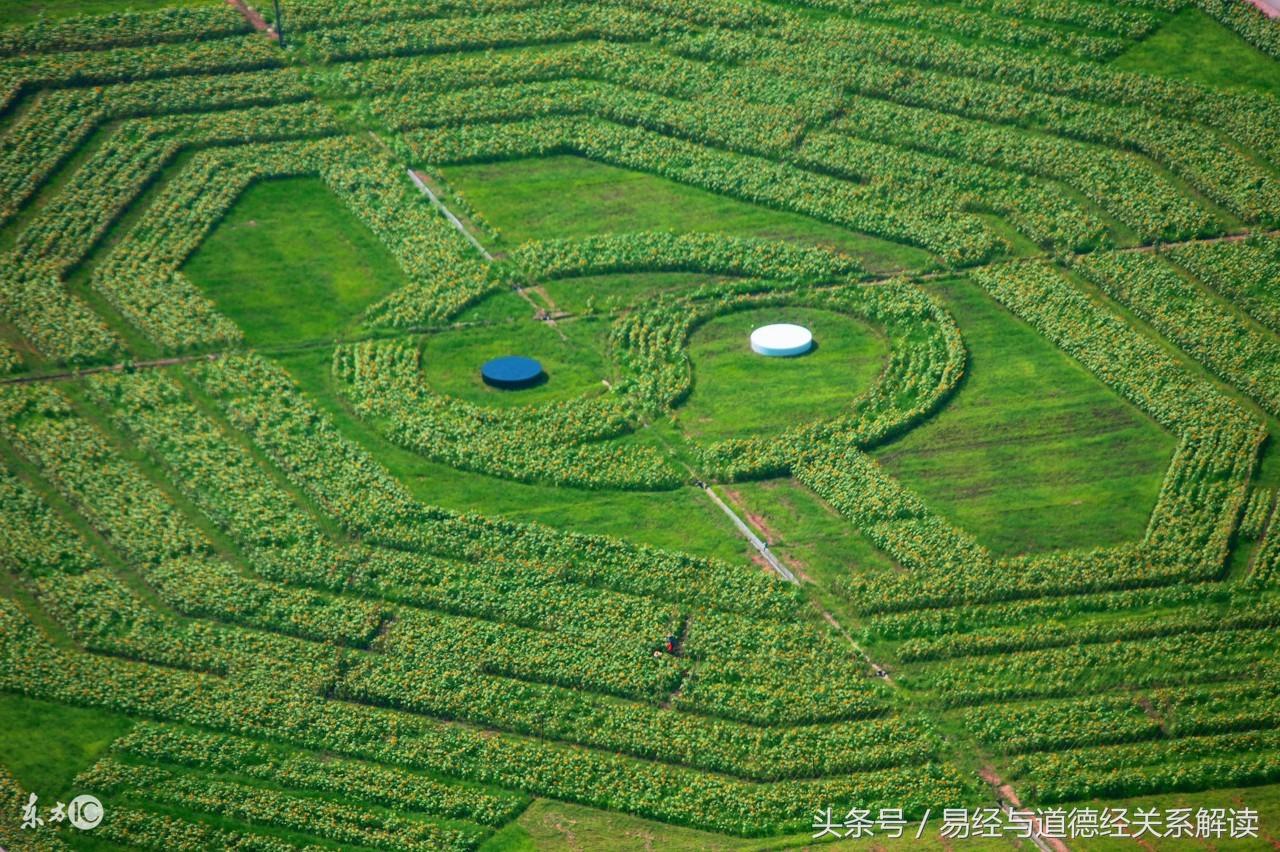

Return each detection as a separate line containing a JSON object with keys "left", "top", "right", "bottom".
{"left": 2, "top": 0, "right": 1280, "bottom": 848}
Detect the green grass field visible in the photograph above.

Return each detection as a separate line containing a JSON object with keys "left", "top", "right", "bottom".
{"left": 183, "top": 177, "right": 411, "bottom": 348}
{"left": 456, "top": 288, "right": 540, "bottom": 324}
{"left": 680, "top": 306, "right": 889, "bottom": 444}
{"left": 0, "top": 694, "right": 133, "bottom": 800}
{"left": 871, "top": 276, "right": 1176, "bottom": 556}
{"left": 272, "top": 346, "right": 750, "bottom": 563}
{"left": 1112, "top": 8, "right": 1280, "bottom": 98}
{"left": 442, "top": 155, "right": 937, "bottom": 275}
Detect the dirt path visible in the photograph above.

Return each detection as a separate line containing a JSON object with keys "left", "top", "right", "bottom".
{"left": 723, "top": 487, "right": 781, "bottom": 544}
{"left": 408, "top": 169, "right": 493, "bottom": 262}
{"left": 405, "top": 168, "right": 572, "bottom": 339}
{"left": 1116, "top": 228, "right": 1280, "bottom": 256}
{"left": 225, "top": 0, "right": 277, "bottom": 39}
{"left": 708, "top": 482, "right": 900, "bottom": 688}
{"left": 700, "top": 483, "right": 799, "bottom": 584}
{"left": 818, "top": 608, "right": 899, "bottom": 684}
{"left": 528, "top": 285, "right": 570, "bottom": 320}
{"left": 0, "top": 352, "right": 221, "bottom": 385}
{"left": 542, "top": 813, "right": 582, "bottom": 851}
{"left": 1245, "top": 0, "right": 1279, "bottom": 17}
{"left": 979, "top": 766, "right": 1070, "bottom": 852}
{"left": 659, "top": 671, "right": 690, "bottom": 711}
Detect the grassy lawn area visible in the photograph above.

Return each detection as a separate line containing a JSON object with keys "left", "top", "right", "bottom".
{"left": 181, "top": 172, "right": 768, "bottom": 561}
{"left": 273, "top": 346, "right": 751, "bottom": 564}
{"left": 678, "top": 307, "right": 889, "bottom": 444}
{"left": 870, "top": 276, "right": 1176, "bottom": 557}
{"left": 1112, "top": 8, "right": 1280, "bottom": 98}
{"left": 183, "top": 177, "right": 411, "bottom": 348}
{"left": 0, "top": 692, "right": 133, "bottom": 800}
{"left": 420, "top": 316, "right": 612, "bottom": 408}
{"left": 0, "top": 0, "right": 211, "bottom": 26}
{"left": 456, "top": 289, "right": 538, "bottom": 324}
{"left": 441, "top": 155, "right": 936, "bottom": 276}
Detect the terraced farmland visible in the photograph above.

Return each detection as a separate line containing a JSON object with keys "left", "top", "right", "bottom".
{"left": 1, "top": 0, "right": 1280, "bottom": 849}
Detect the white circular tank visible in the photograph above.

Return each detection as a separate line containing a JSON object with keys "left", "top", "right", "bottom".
{"left": 750, "top": 323, "right": 813, "bottom": 357}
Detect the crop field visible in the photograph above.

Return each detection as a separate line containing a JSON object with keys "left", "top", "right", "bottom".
{"left": 1, "top": 0, "right": 1280, "bottom": 849}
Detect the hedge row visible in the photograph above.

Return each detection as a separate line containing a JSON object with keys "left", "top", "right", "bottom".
{"left": 191, "top": 353, "right": 801, "bottom": 619}
{"left": 921, "top": 629, "right": 1278, "bottom": 707}
{"left": 1169, "top": 235, "right": 1280, "bottom": 336}
{"left": 1073, "top": 250, "right": 1280, "bottom": 418}
{"left": 0, "top": 5, "right": 250, "bottom": 57}
{"left": 896, "top": 595, "right": 1280, "bottom": 662}
{"left": 0, "top": 600, "right": 977, "bottom": 835}
{"left": 865, "top": 582, "right": 1230, "bottom": 641}
{"left": 112, "top": 722, "right": 527, "bottom": 826}
{"left": 80, "top": 757, "right": 486, "bottom": 851}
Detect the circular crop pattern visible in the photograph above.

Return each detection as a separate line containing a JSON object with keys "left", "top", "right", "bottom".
{"left": 333, "top": 337, "right": 668, "bottom": 490}
{"left": 332, "top": 233, "right": 964, "bottom": 488}
{"left": 612, "top": 277, "right": 965, "bottom": 481}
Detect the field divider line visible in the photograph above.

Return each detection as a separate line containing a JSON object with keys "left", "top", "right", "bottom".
{"left": 404, "top": 168, "right": 570, "bottom": 336}
{"left": 407, "top": 169, "right": 493, "bottom": 262}
{"left": 0, "top": 352, "right": 223, "bottom": 385}
{"left": 701, "top": 483, "right": 799, "bottom": 585}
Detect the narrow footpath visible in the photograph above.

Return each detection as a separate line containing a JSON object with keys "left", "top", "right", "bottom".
{"left": 701, "top": 483, "right": 799, "bottom": 584}
{"left": 224, "top": 0, "right": 277, "bottom": 39}
{"left": 408, "top": 169, "right": 493, "bottom": 261}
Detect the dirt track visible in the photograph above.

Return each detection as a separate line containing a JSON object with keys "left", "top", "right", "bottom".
{"left": 1244, "top": 0, "right": 1279, "bottom": 18}
{"left": 225, "top": 0, "right": 278, "bottom": 39}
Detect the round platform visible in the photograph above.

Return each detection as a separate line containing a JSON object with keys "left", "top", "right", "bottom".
{"left": 481, "top": 355, "right": 545, "bottom": 389}
{"left": 750, "top": 324, "right": 814, "bottom": 357}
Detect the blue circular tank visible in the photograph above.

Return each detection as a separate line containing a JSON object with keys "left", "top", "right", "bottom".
{"left": 481, "top": 355, "right": 545, "bottom": 389}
